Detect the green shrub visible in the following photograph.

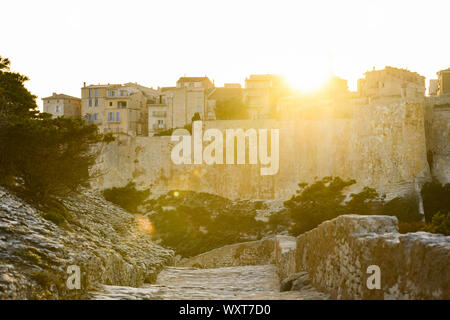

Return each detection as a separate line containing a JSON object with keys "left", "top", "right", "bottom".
{"left": 148, "top": 192, "right": 266, "bottom": 257}
{"left": 382, "top": 196, "right": 422, "bottom": 223}
{"left": 284, "top": 177, "right": 356, "bottom": 235}
{"left": 102, "top": 182, "right": 150, "bottom": 213}
{"left": 421, "top": 180, "right": 450, "bottom": 222}
{"left": 42, "top": 211, "right": 66, "bottom": 226}
{"left": 424, "top": 212, "right": 450, "bottom": 236}
{"left": 0, "top": 56, "right": 112, "bottom": 206}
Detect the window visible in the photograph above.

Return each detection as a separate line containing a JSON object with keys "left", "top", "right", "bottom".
{"left": 89, "top": 99, "right": 92, "bottom": 107}
{"left": 55, "top": 106, "right": 61, "bottom": 113}
{"left": 94, "top": 88, "right": 98, "bottom": 97}
{"left": 95, "top": 98, "right": 98, "bottom": 107}
{"left": 119, "top": 90, "right": 127, "bottom": 96}
{"left": 111, "top": 90, "right": 116, "bottom": 97}
{"left": 109, "top": 102, "right": 113, "bottom": 106}
{"left": 118, "top": 101, "right": 127, "bottom": 108}
{"left": 107, "top": 112, "right": 119, "bottom": 122}
{"left": 94, "top": 113, "right": 98, "bottom": 121}
{"left": 197, "top": 92, "right": 202, "bottom": 98}
{"left": 107, "top": 90, "right": 111, "bottom": 97}
{"left": 89, "top": 88, "right": 92, "bottom": 98}
{"left": 194, "top": 82, "right": 201, "bottom": 88}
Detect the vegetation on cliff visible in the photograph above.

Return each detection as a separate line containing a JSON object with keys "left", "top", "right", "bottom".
{"left": 100, "top": 176, "right": 450, "bottom": 257}
{"left": 0, "top": 56, "right": 112, "bottom": 209}
{"left": 280, "top": 176, "right": 449, "bottom": 236}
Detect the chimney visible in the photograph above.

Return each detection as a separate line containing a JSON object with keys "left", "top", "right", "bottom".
{"left": 83, "top": 82, "right": 86, "bottom": 87}
{"left": 52, "top": 92, "right": 57, "bottom": 96}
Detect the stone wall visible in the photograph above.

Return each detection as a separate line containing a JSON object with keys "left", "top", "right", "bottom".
{"left": 425, "top": 101, "right": 450, "bottom": 184}
{"left": 177, "top": 216, "right": 449, "bottom": 300}
{"left": 296, "top": 215, "right": 450, "bottom": 299}
{"left": 92, "top": 100, "right": 430, "bottom": 200}
{"left": 177, "top": 238, "right": 276, "bottom": 268}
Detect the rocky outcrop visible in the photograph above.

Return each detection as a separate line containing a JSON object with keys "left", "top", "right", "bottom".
{"left": 296, "top": 215, "right": 450, "bottom": 299}
{"left": 0, "top": 187, "right": 173, "bottom": 299}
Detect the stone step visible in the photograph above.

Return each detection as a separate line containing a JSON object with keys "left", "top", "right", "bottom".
{"left": 89, "top": 265, "right": 329, "bottom": 300}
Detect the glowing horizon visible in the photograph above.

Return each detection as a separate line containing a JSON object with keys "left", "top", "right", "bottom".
{"left": 1, "top": 0, "right": 449, "bottom": 110}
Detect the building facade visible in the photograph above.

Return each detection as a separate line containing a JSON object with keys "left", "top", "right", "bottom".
{"left": 42, "top": 93, "right": 81, "bottom": 118}
{"left": 243, "top": 74, "right": 290, "bottom": 119}
{"left": 160, "top": 77, "right": 214, "bottom": 129}
{"left": 81, "top": 82, "right": 158, "bottom": 136}
{"left": 148, "top": 93, "right": 169, "bottom": 135}
{"left": 357, "top": 66, "right": 425, "bottom": 100}
{"left": 437, "top": 68, "right": 450, "bottom": 95}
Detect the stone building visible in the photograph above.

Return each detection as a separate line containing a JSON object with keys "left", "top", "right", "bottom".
{"left": 81, "top": 82, "right": 158, "bottom": 136}
{"left": 357, "top": 66, "right": 425, "bottom": 101}
{"left": 42, "top": 93, "right": 81, "bottom": 118}
{"left": 244, "top": 74, "right": 290, "bottom": 119}
{"left": 437, "top": 68, "right": 450, "bottom": 95}
{"left": 276, "top": 76, "right": 352, "bottom": 120}
{"left": 161, "top": 77, "right": 214, "bottom": 129}
{"left": 148, "top": 93, "right": 169, "bottom": 135}
{"left": 429, "top": 79, "right": 439, "bottom": 96}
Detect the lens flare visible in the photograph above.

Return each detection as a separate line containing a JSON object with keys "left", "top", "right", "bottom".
{"left": 135, "top": 215, "right": 154, "bottom": 234}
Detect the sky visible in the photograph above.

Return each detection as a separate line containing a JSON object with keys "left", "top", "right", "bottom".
{"left": 1, "top": 0, "right": 449, "bottom": 110}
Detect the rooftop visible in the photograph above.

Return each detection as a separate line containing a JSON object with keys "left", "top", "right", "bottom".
{"left": 42, "top": 93, "right": 81, "bottom": 100}
{"left": 177, "top": 77, "right": 211, "bottom": 83}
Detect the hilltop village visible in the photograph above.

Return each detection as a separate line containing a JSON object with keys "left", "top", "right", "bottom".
{"left": 42, "top": 67, "right": 450, "bottom": 136}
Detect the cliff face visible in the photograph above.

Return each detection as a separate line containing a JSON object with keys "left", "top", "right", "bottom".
{"left": 92, "top": 100, "right": 430, "bottom": 200}
{"left": 0, "top": 187, "right": 173, "bottom": 299}
{"left": 425, "top": 104, "right": 450, "bottom": 184}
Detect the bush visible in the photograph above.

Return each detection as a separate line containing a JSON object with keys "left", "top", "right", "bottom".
{"left": 421, "top": 180, "right": 450, "bottom": 222}
{"left": 102, "top": 182, "right": 150, "bottom": 213}
{"left": 215, "top": 96, "right": 249, "bottom": 120}
{"left": 424, "top": 212, "right": 450, "bottom": 236}
{"left": 148, "top": 191, "right": 266, "bottom": 257}
{"left": 284, "top": 177, "right": 356, "bottom": 235}
{"left": 382, "top": 196, "right": 422, "bottom": 223}
{"left": 42, "top": 211, "right": 66, "bottom": 226}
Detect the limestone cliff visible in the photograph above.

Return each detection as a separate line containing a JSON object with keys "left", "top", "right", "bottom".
{"left": 92, "top": 100, "right": 431, "bottom": 200}
{"left": 0, "top": 187, "right": 173, "bottom": 299}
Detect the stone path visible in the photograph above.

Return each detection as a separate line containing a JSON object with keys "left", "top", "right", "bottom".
{"left": 89, "top": 265, "right": 329, "bottom": 300}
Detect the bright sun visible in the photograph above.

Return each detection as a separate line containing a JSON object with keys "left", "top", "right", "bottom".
{"left": 280, "top": 55, "right": 332, "bottom": 93}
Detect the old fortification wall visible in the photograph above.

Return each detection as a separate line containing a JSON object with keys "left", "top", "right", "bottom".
{"left": 296, "top": 215, "right": 449, "bottom": 299}
{"left": 93, "top": 100, "right": 430, "bottom": 200}
{"left": 177, "top": 216, "right": 449, "bottom": 300}
{"left": 425, "top": 98, "right": 450, "bottom": 184}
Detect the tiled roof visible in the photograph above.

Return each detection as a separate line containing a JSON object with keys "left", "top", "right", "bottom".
{"left": 177, "top": 77, "right": 211, "bottom": 83}
{"left": 42, "top": 93, "right": 80, "bottom": 100}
